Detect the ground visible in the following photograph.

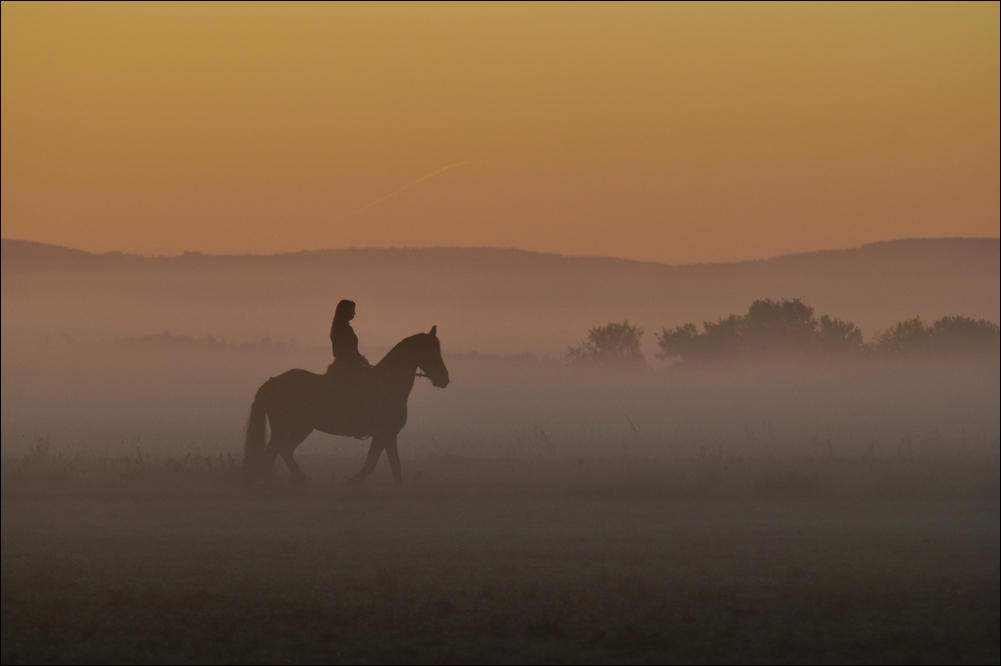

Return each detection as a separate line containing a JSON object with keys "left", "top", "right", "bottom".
{"left": 2, "top": 455, "right": 998, "bottom": 664}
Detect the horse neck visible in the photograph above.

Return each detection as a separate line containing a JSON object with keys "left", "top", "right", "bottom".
{"left": 376, "top": 336, "right": 421, "bottom": 382}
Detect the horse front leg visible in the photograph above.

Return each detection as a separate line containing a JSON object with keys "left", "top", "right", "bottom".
{"left": 345, "top": 438, "right": 385, "bottom": 485}
{"left": 384, "top": 434, "right": 403, "bottom": 486}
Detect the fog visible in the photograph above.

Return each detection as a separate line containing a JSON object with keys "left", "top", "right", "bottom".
{"left": 3, "top": 240, "right": 999, "bottom": 663}
{"left": 3, "top": 334, "right": 997, "bottom": 464}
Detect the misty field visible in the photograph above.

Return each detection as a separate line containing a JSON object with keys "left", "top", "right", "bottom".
{"left": 2, "top": 452, "right": 998, "bottom": 664}
{"left": 3, "top": 335, "right": 998, "bottom": 662}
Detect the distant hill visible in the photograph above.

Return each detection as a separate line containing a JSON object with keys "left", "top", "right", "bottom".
{"left": 2, "top": 238, "right": 998, "bottom": 356}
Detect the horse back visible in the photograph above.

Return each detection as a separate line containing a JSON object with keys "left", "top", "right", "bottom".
{"left": 257, "top": 368, "right": 328, "bottom": 407}
{"left": 272, "top": 367, "right": 325, "bottom": 385}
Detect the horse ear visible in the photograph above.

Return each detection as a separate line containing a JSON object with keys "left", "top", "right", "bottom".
{"left": 429, "top": 325, "right": 437, "bottom": 337}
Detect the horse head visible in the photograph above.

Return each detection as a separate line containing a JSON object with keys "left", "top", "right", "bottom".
{"left": 418, "top": 326, "right": 450, "bottom": 388}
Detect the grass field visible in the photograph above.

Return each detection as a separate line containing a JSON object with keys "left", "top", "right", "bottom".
{"left": 2, "top": 453, "right": 998, "bottom": 664}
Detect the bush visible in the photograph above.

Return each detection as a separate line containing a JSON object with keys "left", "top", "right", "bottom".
{"left": 567, "top": 321, "right": 645, "bottom": 365}
{"left": 874, "top": 316, "right": 1000, "bottom": 354}
{"left": 656, "top": 298, "right": 864, "bottom": 362}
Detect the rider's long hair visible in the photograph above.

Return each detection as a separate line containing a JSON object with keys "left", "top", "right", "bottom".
{"left": 333, "top": 299, "right": 355, "bottom": 327}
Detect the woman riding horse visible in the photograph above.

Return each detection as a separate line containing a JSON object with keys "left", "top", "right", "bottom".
{"left": 245, "top": 326, "right": 449, "bottom": 485}
{"left": 327, "top": 299, "right": 373, "bottom": 437}
{"left": 329, "top": 299, "right": 369, "bottom": 370}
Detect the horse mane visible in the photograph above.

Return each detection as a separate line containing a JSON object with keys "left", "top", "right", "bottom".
{"left": 375, "top": 332, "right": 428, "bottom": 370}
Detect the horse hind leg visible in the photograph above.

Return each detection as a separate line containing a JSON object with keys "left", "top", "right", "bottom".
{"left": 384, "top": 434, "right": 403, "bottom": 487}
{"left": 259, "top": 427, "right": 288, "bottom": 478}
{"left": 279, "top": 428, "right": 313, "bottom": 486}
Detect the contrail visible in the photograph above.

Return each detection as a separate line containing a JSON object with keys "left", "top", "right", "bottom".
{"left": 338, "top": 161, "right": 470, "bottom": 219}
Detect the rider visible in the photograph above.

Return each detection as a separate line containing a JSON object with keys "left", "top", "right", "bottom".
{"left": 329, "top": 299, "right": 370, "bottom": 370}
{"left": 328, "top": 299, "right": 373, "bottom": 439}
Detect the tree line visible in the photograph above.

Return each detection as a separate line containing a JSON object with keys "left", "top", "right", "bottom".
{"left": 567, "top": 298, "right": 1000, "bottom": 365}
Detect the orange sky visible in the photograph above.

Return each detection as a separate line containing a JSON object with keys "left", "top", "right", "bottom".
{"left": 2, "top": 2, "right": 998, "bottom": 263}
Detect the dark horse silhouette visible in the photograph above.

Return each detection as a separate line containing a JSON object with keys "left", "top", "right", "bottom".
{"left": 244, "top": 327, "right": 449, "bottom": 485}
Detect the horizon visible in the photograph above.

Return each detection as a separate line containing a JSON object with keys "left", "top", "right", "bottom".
{"left": 5, "top": 233, "right": 997, "bottom": 358}
{"left": 4, "top": 234, "right": 999, "bottom": 267}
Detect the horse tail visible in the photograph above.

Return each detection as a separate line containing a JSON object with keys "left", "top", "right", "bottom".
{"left": 244, "top": 384, "right": 269, "bottom": 477}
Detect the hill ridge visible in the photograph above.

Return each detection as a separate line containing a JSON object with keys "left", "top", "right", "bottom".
{"left": 3, "top": 236, "right": 997, "bottom": 270}
{"left": 2, "top": 237, "right": 997, "bottom": 355}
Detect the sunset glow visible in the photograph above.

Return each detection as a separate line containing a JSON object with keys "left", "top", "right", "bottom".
{"left": 2, "top": 2, "right": 998, "bottom": 262}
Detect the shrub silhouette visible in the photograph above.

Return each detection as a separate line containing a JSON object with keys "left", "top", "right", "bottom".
{"left": 656, "top": 298, "right": 863, "bottom": 362}
{"left": 874, "top": 316, "right": 1000, "bottom": 354}
{"left": 567, "top": 320, "right": 645, "bottom": 365}
{"left": 816, "top": 314, "right": 865, "bottom": 351}
{"left": 658, "top": 300, "right": 998, "bottom": 363}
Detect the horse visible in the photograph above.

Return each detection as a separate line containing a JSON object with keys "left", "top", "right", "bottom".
{"left": 244, "top": 326, "right": 449, "bottom": 485}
